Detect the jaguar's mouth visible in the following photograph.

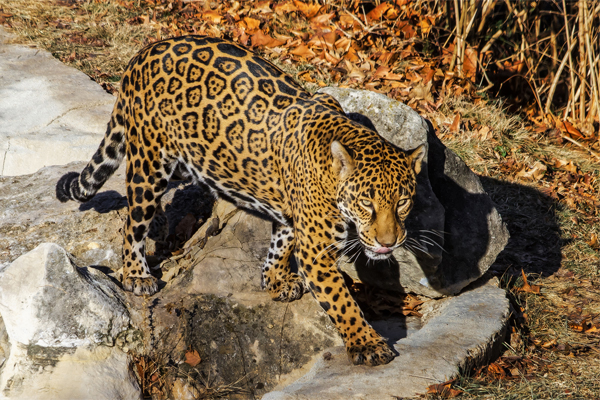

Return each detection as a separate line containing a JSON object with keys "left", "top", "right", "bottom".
{"left": 363, "top": 246, "right": 396, "bottom": 260}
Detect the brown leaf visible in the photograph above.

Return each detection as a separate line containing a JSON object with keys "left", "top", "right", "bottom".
{"left": 251, "top": 31, "right": 286, "bottom": 48}
{"left": 560, "top": 121, "right": 585, "bottom": 139}
{"left": 588, "top": 233, "right": 599, "bottom": 250}
{"left": 289, "top": 44, "right": 316, "bottom": 59}
{"left": 243, "top": 17, "right": 261, "bottom": 33}
{"left": 517, "top": 269, "right": 541, "bottom": 294}
{"left": 253, "top": 0, "right": 273, "bottom": 13}
{"left": 200, "top": 10, "right": 223, "bottom": 24}
{"left": 343, "top": 47, "right": 360, "bottom": 62}
{"left": 553, "top": 159, "right": 578, "bottom": 173}
{"left": 307, "top": 31, "right": 338, "bottom": 50}
{"left": 426, "top": 380, "right": 463, "bottom": 398}
{"left": 367, "top": 3, "right": 393, "bottom": 21}
{"left": 516, "top": 161, "right": 547, "bottom": 181}
{"left": 310, "top": 12, "right": 335, "bottom": 29}
{"left": 184, "top": 349, "right": 201, "bottom": 367}
{"left": 449, "top": 113, "right": 461, "bottom": 134}
{"left": 274, "top": 1, "right": 298, "bottom": 15}
{"left": 293, "top": 0, "right": 320, "bottom": 18}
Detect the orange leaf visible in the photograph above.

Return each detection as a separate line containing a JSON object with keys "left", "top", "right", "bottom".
{"left": 251, "top": 31, "right": 286, "bottom": 48}
{"left": 310, "top": 12, "right": 335, "bottom": 29}
{"left": 561, "top": 120, "right": 585, "bottom": 139}
{"left": 293, "top": 0, "right": 320, "bottom": 18}
{"left": 184, "top": 350, "right": 201, "bottom": 367}
{"left": 243, "top": 17, "right": 261, "bottom": 32}
{"left": 200, "top": 10, "right": 222, "bottom": 24}
{"left": 343, "top": 47, "right": 360, "bottom": 62}
{"left": 274, "top": 1, "right": 298, "bottom": 15}
{"left": 289, "top": 44, "right": 316, "bottom": 59}
{"left": 588, "top": 233, "right": 599, "bottom": 249}
{"left": 307, "top": 31, "right": 338, "bottom": 50}
{"left": 367, "top": 3, "right": 392, "bottom": 21}
{"left": 338, "top": 13, "right": 355, "bottom": 29}
{"left": 449, "top": 113, "right": 461, "bottom": 134}
{"left": 334, "top": 36, "right": 352, "bottom": 52}
{"left": 426, "top": 380, "right": 463, "bottom": 398}
{"left": 253, "top": 0, "right": 273, "bottom": 13}
{"left": 298, "top": 70, "right": 315, "bottom": 83}
{"left": 517, "top": 269, "right": 541, "bottom": 294}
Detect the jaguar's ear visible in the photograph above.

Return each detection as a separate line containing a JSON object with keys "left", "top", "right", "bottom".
{"left": 331, "top": 141, "right": 354, "bottom": 180}
{"left": 409, "top": 144, "right": 427, "bottom": 175}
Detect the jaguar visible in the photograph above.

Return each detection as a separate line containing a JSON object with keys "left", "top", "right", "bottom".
{"left": 56, "top": 35, "right": 425, "bottom": 366}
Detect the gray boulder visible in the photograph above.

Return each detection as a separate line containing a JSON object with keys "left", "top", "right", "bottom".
{"left": 318, "top": 88, "right": 510, "bottom": 297}
{"left": 0, "top": 243, "right": 141, "bottom": 400}
{"left": 0, "top": 27, "right": 114, "bottom": 177}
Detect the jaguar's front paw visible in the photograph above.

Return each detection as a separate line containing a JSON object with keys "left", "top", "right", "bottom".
{"left": 123, "top": 276, "right": 158, "bottom": 296}
{"left": 347, "top": 337, "right": 396, "bottom": 366}
{"left": 264, "top": 273, "right": 306, "bottom": 302}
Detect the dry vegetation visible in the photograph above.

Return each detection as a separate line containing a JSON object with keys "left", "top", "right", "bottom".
{"left": 0, "top": 0, "right": 599, "bottom": 399}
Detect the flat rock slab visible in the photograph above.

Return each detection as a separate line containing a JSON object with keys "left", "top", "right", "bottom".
{"left": 264, "top": 282, "right": 509, "bottom": 399}
{"left": 0, "top": 27, "right": 114, "bottom": 177}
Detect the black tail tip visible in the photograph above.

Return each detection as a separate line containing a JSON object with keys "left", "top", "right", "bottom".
{"left": 56, "top": 172, "right": 80, "bottom": 203}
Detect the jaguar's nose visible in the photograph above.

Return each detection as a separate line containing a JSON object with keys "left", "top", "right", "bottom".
{"left": 376, "top": 238, "right": 396, "bottom": 249}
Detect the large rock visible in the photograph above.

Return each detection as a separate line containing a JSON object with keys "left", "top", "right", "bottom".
{"left": 318, "top": 88, "right": 510, "bottom": 297}
{"left": 0, "top": 163, "right": 127, "bottom": 271}
{"left": 264, "top": 281, "right": 509, "bottom": 399}
{"left": 0, "top": 243, "right": 141, "bottom": 400}
{"left": 0, "top": 27, "right": 114, "bottom": 177}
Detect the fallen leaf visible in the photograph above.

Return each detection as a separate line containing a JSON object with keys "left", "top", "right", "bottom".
{"left": 251, "top": 31, "right": 286, "bottom": 48}
{"left": 184, "top": 349, "right": 201, "bottom": 367}
{"left": 253, "top": 0, "right": 273, "bottom": 13}
{"left": 367, "top": 3, "right": 393, "bottom": 21}
{"left": 274, "top": 1, "right": 298, "bottom": 15}
{"left": 293, "top": 0, "right": 320, "bottom": 18}
{"left": 289, "top": 44, "right": 316, "bottom": 59}
{"left": 310, "top": 12, "right": 335, "bottom": 28}
{"left": 517, "top": 269, "right": 541, "bottom": 294}
{"left": 449, "top": 113, "right": 461, "bottom": 134}
{"left": 243, "top": 17, "right": 261, "bottom": 32}
{"left": 426, "top": 380, "right": 463, "bottom": 398}
{"left": 516, "top": 161, "right": 547, "bottom": 181}
{"left": 588, "top": 233, "right": 599, "bottom": 249}
{"left": 553, "top": 159, "right": 578, "bottom": 173}
{"left": 560, "top": 120, "right": 585, "bottom": 139}
{"left": 199, "top": 10, "right": 222, "bottom": 24}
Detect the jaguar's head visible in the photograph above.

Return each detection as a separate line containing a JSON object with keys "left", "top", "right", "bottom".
{"left": 332, "top": 139, "right": 426, "bottom": 260}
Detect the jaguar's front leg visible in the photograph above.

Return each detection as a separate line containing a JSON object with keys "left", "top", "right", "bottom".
{"left": 261, "top": 222, "right": 306, "bottom": 302}
{"left": 295, "top": 229, "right": 396, "bottom": 366}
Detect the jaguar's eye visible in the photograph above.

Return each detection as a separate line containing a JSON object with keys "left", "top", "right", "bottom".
{"left": 360, "top": 198, "right": 373, "bottom": 208}
{"left": 397, "top": 198, "right": 409, "bottom": 210}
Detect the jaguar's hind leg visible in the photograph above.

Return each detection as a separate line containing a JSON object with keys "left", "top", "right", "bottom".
{"left": 261, "top": 222, "right": 306, "bottom": 302}
{"left": 122, "top": 149, "right": 173, "bottom": 296}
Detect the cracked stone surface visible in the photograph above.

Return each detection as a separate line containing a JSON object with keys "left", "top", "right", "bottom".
{"left": 0, "top": 27, "right": 114, "bottom": 177}
{"left": 0, "top": 243, "right": 141, "bottom": 400}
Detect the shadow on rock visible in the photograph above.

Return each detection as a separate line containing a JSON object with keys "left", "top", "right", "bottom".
{"left": 480, "top": 176, "right": 563, "bottom": 278}
{"left": 79, "top": 190, "right": 127, "bottom": 213}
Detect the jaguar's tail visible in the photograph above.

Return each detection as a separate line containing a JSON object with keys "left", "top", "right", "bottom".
{"left": 56, "top": 100, "right": 126, "bottom": 203}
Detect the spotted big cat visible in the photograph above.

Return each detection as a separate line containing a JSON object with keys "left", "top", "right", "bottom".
{"left": 56, "top": 35, "right": 425, "bottom": 366}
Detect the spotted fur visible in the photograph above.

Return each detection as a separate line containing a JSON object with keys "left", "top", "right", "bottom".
{"left": 56, "top": 36, "right": 425, "bottom": 366}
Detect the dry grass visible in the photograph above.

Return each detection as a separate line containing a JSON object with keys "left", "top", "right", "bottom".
{"left": 0, "top": 0, "right": 156, "bottom": 91}
{"left": 2, "top": 1, "right": 600, "bottom": 399}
